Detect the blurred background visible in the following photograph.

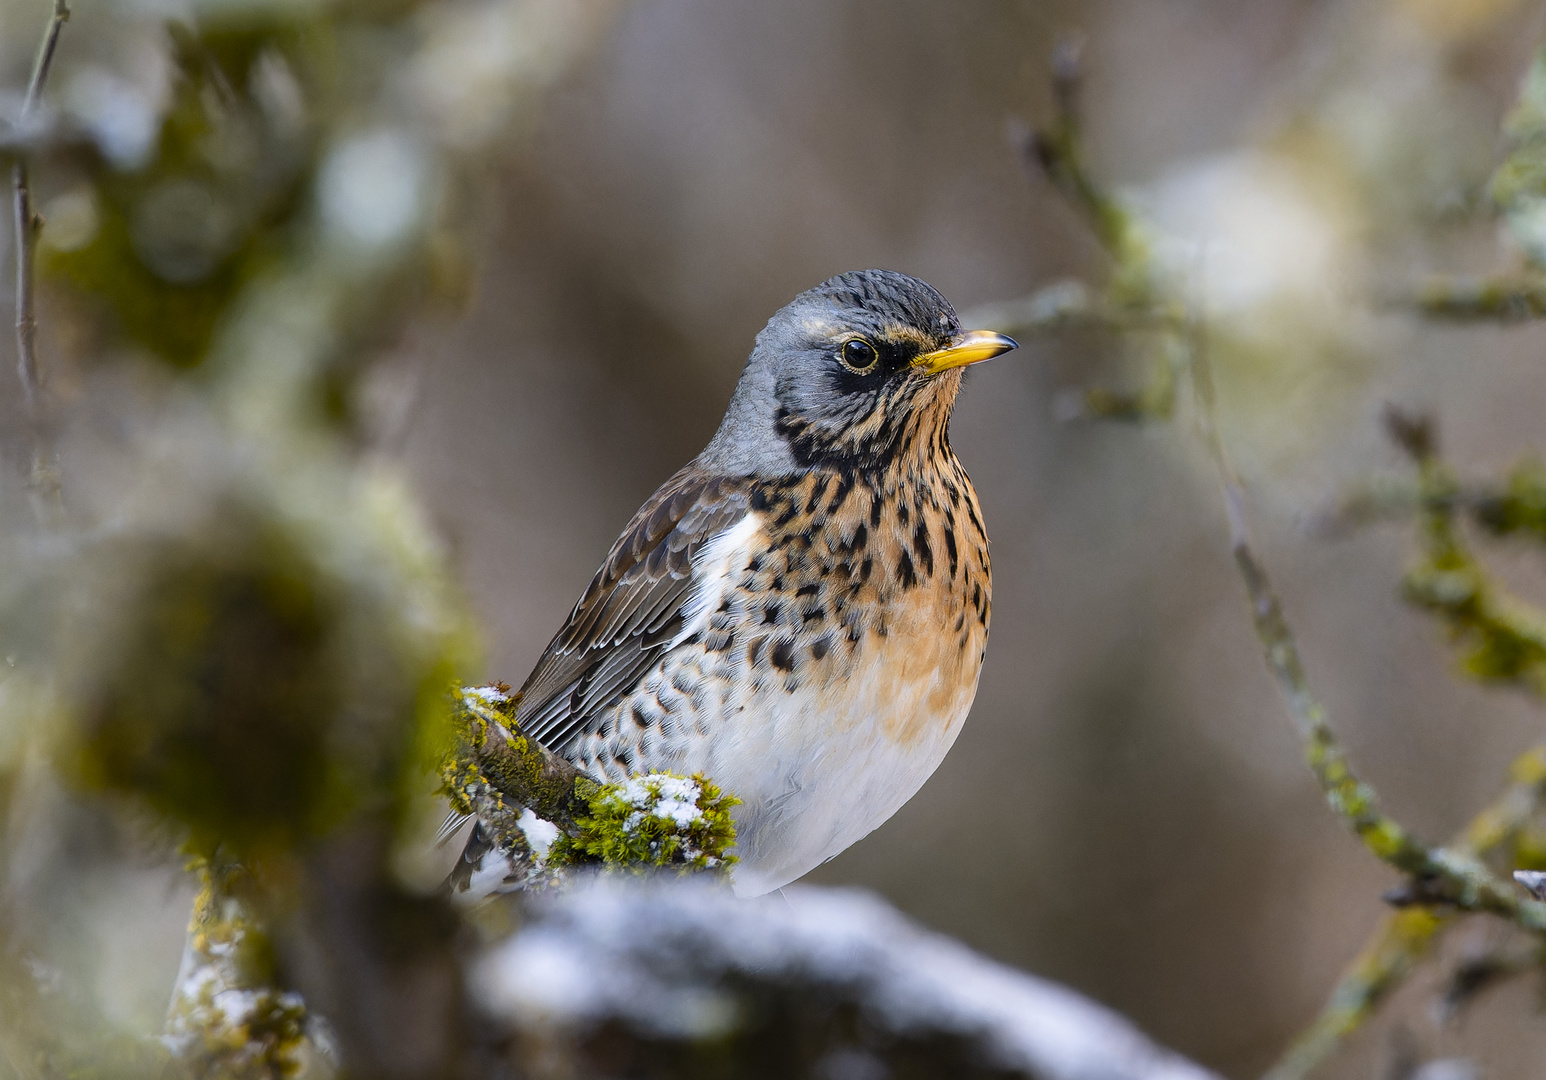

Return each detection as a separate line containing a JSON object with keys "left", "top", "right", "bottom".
{"left": 8, "top": 0, "right": 1546, "bottom": 1076}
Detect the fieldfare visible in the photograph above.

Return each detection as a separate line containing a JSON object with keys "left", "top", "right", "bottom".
{"left": 454, "top": 269, "right": 1017, "bottom": 897}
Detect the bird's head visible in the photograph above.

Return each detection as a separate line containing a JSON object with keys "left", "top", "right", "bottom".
{"left": 699, "top": 269, "right": 1018, "bottom": 476}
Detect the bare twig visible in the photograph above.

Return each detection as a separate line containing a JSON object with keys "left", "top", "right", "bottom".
{"left": 11, "top": 0, "right": 69, "bottom": 505}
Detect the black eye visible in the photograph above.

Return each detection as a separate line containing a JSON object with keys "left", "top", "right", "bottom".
{"left": 840, "top": 338, "right": 879, "bottom": 373}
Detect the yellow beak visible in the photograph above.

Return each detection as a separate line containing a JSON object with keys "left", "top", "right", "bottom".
{"left": 912, "top": 330, "right": 1020, "bottom": 375}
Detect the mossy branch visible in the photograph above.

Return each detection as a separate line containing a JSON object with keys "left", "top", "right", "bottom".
{"left": 1019, "top": 35, "right": 1546, "bottom": 927}
{"left": 441, "top": 686, "right": 591, "bottom": 837}
{"left": 164, "top": 856, "right": 315, "bottom": 1080}
{"left": 1261, "top": 421, "right": 1546, "bottom": 1077}
{"left": 1188, "top": 350, "right": 1546, "bottom": 933}
{"left": 1001, "top": 43, "right": 1546, "bottom": 1079}
{"left": 1021, "top": 50, "right": 1499, "bottom": 913}
{"left": 1368, "top": 410, "right": 1546, "bottom": 695}
{"left": 1399, "top": 275, "right": 1546, "bottom": 321}
{"left": 1262, "top": 907, "right": 1446, "bottom": 1080}
{"left": 1263, "top": 744, "right": 1546, "bottom": 1080}
{"left": 440, "top": 687, "right": 739, "bottom": 886}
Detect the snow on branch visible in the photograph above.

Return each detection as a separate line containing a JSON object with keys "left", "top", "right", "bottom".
{"left": 473, "top": 877, "right": 1221, "bottom": 1080}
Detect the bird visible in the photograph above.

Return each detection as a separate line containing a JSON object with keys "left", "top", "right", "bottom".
{"left": 451, "top": 269, "right": 1017, "bottom": 898}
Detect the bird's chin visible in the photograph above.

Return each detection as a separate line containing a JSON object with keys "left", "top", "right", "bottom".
{"left": 911, "top": 365, "right": 965, "bottom": 407}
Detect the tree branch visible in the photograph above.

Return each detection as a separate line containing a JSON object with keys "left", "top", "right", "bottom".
{"left": 1402, "top": 275, "right": 1546, "bottom": 321}
{"left": 474, "top": 877, "right": 1223, "bottom": 1080}
{"left": 12, "top": 0, "right": 68, "bottom": 412}
{"left": 1001, "top": 44, "right": 1546, "bottom": 1079}
{"left": 1262, "top": 744, "right": 1546, "bottom": 1080}
{"left": 443, "top": 685, "right": 591, "bottom": 837}
{"left": 10, "top": 0, "right": 68, "bottom": 510}
{"left": 1015, "top": 38, "right": 1546, "bottom": 942}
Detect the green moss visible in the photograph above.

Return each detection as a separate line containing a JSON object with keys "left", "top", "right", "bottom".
{"left": 164, "top": 857, "right": 311, "bottom": 1080}
{"left": 75, "top": 513, "right": 343, "bottom": 855}
{"left": 1473, "top": 457, "right": 1546, "bottom": 541}
{"left": 437, "top": 684, "right": 515, "bottom": 817}
{"left": 1401, "top": 457, "right": 1546, "bottom": 694}
{"left": 436, "top": 689, "right": 740, "bottom": 887}
{"left": 549, "top": 773, "right": 739, "bottom": 876}
{"left": 43, "top": 18, "right": 324, "bottom": 368}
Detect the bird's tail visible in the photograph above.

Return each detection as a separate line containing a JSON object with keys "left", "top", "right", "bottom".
{"left": 444, "top": 819, "right": 493, "bottom": 896}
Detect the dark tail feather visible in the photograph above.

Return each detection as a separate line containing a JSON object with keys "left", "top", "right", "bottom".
{"left": 444, "top": 820, "right": 491, "bottom": 895}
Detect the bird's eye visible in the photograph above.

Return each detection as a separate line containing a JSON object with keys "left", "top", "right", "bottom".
{"left": 839, "top": 338, "right": 880, "bottom": 373}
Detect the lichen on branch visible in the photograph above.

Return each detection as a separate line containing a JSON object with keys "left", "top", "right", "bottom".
{"left": 990, "top": 40, "right": 1546, "bottom": 1080}
{"left": 439, "top": 685, "right": 739, "bottom": 890}
{"left": 548, "top": 772, "right": 738, "bottom": 874}
{"left": 163, "top": 857, "right": 318, "bottom": 1080}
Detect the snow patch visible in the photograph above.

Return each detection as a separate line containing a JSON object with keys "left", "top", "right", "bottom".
{"left": 471, "top": 878, "right": 1218, "bottom": 1080}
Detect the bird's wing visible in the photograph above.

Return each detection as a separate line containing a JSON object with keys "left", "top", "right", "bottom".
{"left": 515, "top": 467, "right": 756, "bottom": 756}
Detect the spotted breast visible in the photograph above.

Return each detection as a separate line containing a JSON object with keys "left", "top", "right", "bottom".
{"left": 453, "top": 267, "right": 1016, "bottom": 898}
{"left": 514, "top": 435, "right": 989, "bottom": 895}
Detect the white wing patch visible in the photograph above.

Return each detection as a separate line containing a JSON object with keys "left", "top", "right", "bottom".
{"left": 670, "top": 511, "right": 762, "bottom": 650}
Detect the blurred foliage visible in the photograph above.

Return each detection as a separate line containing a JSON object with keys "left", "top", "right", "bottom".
{"left": 43, "top": 18, "right": 319, "bottom": 367}
{"left": 988, "top": 27, "right": 1546, "bottom": 1080}
{"left": 1471, "top": 457, "right": 1546, "bottom": 541}
{"left": 0, "top": 0, "right": 612, "bottom": 1072}
{"left": 77, "top": 515, "right": 341, "bottom": 852}
{"left": 69, "top": 485, "right": 467, "bottom": 858}
{"left": 1492, "top": 43, "right": 1546, "bottom": 269}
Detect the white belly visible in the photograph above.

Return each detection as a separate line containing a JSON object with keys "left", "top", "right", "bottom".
{"left": 702, "top": 633, "right": 983, "bottom": 897}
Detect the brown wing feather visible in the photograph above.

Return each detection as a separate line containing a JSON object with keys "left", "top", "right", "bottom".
{"left": 515, "top": 467, "right": 754, "bottom": 754}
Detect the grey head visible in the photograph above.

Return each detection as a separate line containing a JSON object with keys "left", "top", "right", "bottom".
{"left": 697, "top": 269, "right": 1017, "bottom": 477}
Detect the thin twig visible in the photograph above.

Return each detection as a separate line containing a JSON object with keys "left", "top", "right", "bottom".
{"left": 1263, "top": 745, "right": 1546, "bottom": 1080}
{"left": 1400, "top": 275, "right": 1546, "bottom": 322}
{"left": 1015, "top": 36, "right": 1135, "bottom": 264}
{"left": 20, "top": 0, "right": 69, "bottom": 115}
{"left": 1016, "top": 44, "right": 1546, "bottom": 1074}
{"left": 1188, "top": 322, "right": 1546, "bottom": 932}
{"left": 11, "top": 0, "right": 69, "bottom": 486}
{"left": 1023, "top": 46, "right": 1546, "bottom": 935}
{"left": 1264, "top": 908, "right": 1446, "bottom": 1080}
